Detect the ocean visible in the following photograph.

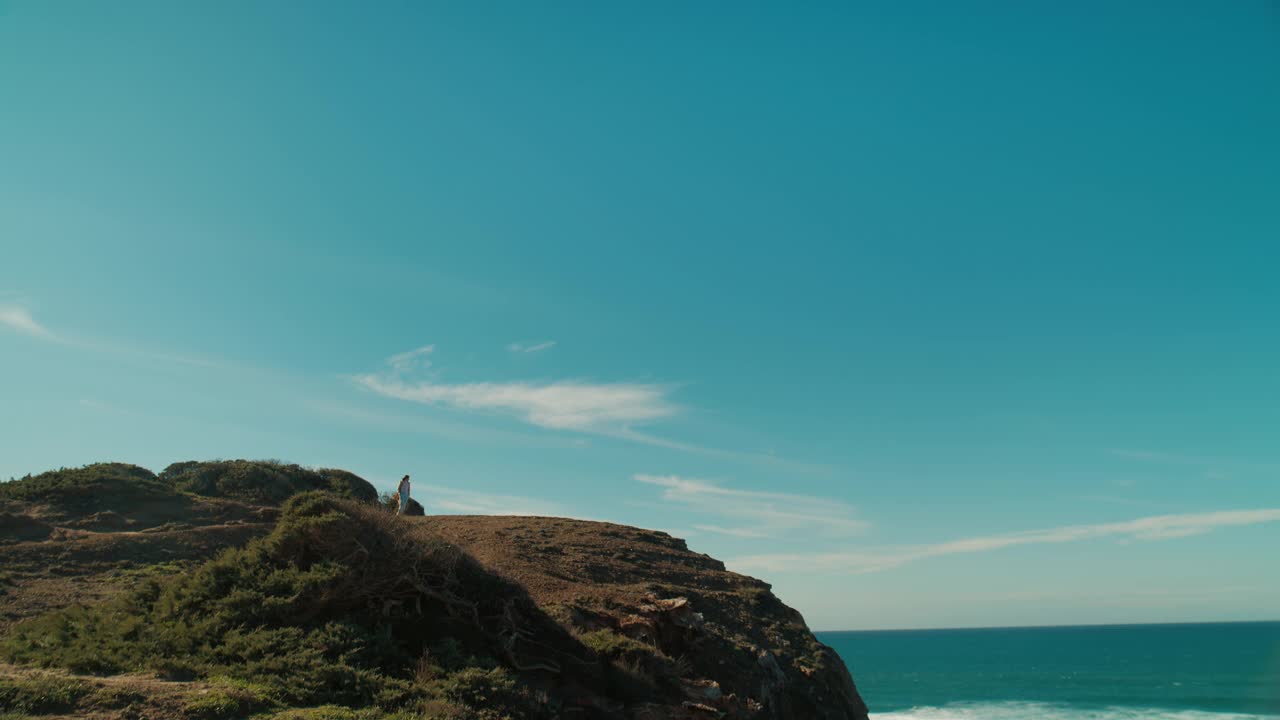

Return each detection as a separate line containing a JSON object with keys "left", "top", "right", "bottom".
{"left": 820, "top": 622, "right": 1280, "bottom": 720}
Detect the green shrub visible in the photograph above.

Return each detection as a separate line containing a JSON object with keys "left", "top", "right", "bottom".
{"left": 412, "top": 699, "right": 476, "bottom": 720}
{"left": 429, "top": 667, "right": 517, "bottom": 708}
{"left": 84, "top": 685, "right": 146, "bottom": 710}
{"left": 578, "top": 629, "right": 652, "bottom": 657}
{"left": 0, "top": 463, "right": 178, "bottom": 513}
{"left": 159, "top": 460, "right": 378, "bottom": 505}
{"left": 1, "top": 492, "right": 569, "bottom": 717}
{"left": 0, "top": 460, "right": 377, "bottom": 521}
{"left": 264, "top": 706, "right": 415, "bottom": 720}
{"left": 577, "top": 630, "right": 677, "bottom": 701}
{"left": 0, "top": 674, "right": 91, "bottom": 714}
{"left": 182, "top": 689, "right": 258, "bottom": 720}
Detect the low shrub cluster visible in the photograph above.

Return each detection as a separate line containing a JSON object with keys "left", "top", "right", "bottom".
{"left": 159, "top": 460, "right": 378, "bottom": 505}
{"left": 0, "top": 463, "right": 177, "bottom": 513}
{"left": 0, "top": 460, "right": 378, "bottom": 523}
{"left": 0, "top": 493, "right": 575, "bottom": 718}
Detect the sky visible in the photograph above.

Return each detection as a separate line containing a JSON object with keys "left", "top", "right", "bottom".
{"left": 2, "top": 1, "right": 1278, "bottom": 631}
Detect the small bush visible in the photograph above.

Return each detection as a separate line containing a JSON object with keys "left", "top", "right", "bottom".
{"left": 413, "top": 698, "right": 475, "bottom": 720}
{"left": 182, "top": 689, "right": 257, "bottom": 720}
{"left": 736, "top": 584, "right": 771, "bottom": 605}
{"left": 579, "top": 629, "right": 652, "bottom": 657}
{"left": 84, "top": 685, "right": 146, "bottom": 710}
{"left": 429, "top": 667, "right": 517, "bottom": 708}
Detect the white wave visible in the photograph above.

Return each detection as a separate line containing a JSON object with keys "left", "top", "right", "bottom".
{"left": 875, "top": 701, "right": 1280, "bottom": 720}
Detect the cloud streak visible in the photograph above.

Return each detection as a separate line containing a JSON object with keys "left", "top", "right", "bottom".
{"left": 356, "top": 374, "right": 677, "bottom": 432}
{"left": 635, "top": 474, "right": 866, "bottom": 538}
{"left": 0, "top": 305, "right": 54, "bottom": 339}
{"left": 387, "top": 345, "right": 435, "bottom": 373}
{"left": 357, "top": 346, "right": 827, "bottom": 472}
{"left": 730, "top": 508, "right": 1280, "bottom": 575}
{"left": 0, "top": 303, "right": 240, "bottom": 371}
{"left": 508, "top": 340, "right": 556, "bottom": 354}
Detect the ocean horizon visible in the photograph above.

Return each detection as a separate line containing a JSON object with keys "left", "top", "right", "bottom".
{"left": 820, "top": 620, "right": 1280, "bottom": 719}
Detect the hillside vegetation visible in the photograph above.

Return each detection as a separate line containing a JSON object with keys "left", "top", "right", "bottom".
{"left": 0, "top": 460, "right": 377, "bottom": 535}
{"left": 3, "top": 492, "right": 572, "bottom": 718}
{"left": 0, "top": 461, "right": 869, "bottom": 720}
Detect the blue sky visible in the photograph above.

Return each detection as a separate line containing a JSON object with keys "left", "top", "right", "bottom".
{"left": 2, "top": 1, "right": 1278, "bottom": 630}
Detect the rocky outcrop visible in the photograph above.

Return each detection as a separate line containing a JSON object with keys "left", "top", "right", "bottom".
{"left": 429, "top": 515, "right": 871, "bottom": 720}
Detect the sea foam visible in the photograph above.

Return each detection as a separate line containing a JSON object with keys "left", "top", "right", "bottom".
{"left": 875, "top": 701, "right": 1280, "bottom": 720}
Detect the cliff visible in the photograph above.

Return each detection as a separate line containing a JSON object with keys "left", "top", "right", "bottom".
{"left": 0, "top": 462, "right": 868, "bottom": 720}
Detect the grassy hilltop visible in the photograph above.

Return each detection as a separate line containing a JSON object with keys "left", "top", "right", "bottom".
{"left": 0, "top": 461, "right": 867, "bottom": 720}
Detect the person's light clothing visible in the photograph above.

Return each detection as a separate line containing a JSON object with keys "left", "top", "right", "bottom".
{"left": 397, "top": 476, "right": 411, "bottom": 515}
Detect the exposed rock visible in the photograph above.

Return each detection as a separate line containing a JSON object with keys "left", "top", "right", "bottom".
{"left": 682, "top": 700, "right": 725, "bottom": 716}
{"left": 683, "top": 678, "right": 723, "bottom": 702}
{"left": 430, "top": 515, "right": 871, "bottom": 720}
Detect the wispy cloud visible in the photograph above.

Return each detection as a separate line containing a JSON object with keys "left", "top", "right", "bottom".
{"left": 302, "top": 399, "right": 589, "bottom": 449}
{"left": 635, "top": 474, "right": 866, "bottom": 538}
{"left": 507, "top": 340, "right": 556, "bottom": 354}
{"left": 0, "top": 305, "right": 54, "bottom": 339}
{"left": 357, "top": 374, "right": 676, "bottom": 432}
{"left": 359, "top": 344, "right": 675, "bottom": 433}
{"left": 730, "top": 508, "right": 1280, "bottom": 575}
{"left": 0, "top": 303, "right": 237, "bottom": 371}
{"left": 387, "top": 344, "right": 435, "bottom": 373}
{"left": 357, "top": 346, "right": 828, "bottom": 472}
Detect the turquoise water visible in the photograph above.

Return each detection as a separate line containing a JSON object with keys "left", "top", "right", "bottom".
{"left": 820, "top": 622, "right": 1280, "bottom": 720}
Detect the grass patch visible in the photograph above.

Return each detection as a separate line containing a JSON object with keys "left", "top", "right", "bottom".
{"left": 259, "top": 707, "right": 416, "bottom": 720}
{"left": 113, "top": 560, "right": 194, "bottom": 581}
{"left": 182, "top": 687, "right": 263, "bottom": 720}
{"left": 578, "top": 629, "right": 652, "bottom": 657}
{"left": 83, "top": 685, "right": 146, "bottom": 710}
{"left": 736, "top": 584, "right": 769, "bottom": 599}
{"left": 0, "top": 673, "right": 91, "bottom": 714}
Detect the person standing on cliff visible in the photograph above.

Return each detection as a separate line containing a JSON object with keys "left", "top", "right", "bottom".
{"left": 396, "top": 474, "right": 411, "bottom": 515}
